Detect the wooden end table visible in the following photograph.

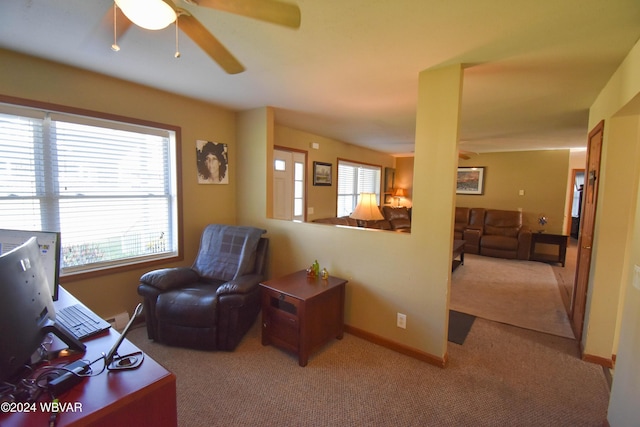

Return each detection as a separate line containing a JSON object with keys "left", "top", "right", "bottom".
{"left": 530, "top": 232, "right": 569, "bottom": 266}
{"left": 259, "top": 270, "right": 347, "bottom": 367}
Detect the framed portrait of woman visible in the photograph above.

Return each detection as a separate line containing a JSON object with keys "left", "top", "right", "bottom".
{"left": 196, "top": 140, "right": 229, "bottom": 184}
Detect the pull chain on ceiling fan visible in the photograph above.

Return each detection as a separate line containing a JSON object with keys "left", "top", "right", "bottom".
{"left": 108, "top": 0, "right": 301, "bottom": 74}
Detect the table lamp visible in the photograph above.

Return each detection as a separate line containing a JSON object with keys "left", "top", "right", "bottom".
{"left": 392, "top": 188, "right": 406, "bottom": 207}
{"left": 350, "top": 193, "right": 383, "bottom": 226}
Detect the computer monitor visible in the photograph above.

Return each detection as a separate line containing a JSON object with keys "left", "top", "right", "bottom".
{"left": 0, "top": 237, "right": 57, "bottom": 382}
{"left": 0, "top": 236, "right": 84, "bottom": 384}
{"left": 0, "top": 229, "right": 61, "bottom": 301}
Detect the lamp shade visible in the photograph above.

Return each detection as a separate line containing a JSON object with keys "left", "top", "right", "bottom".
{"left": 350, "top": 193, "right": 384, "bottom": 221}
{"left": 392, "top": 188, "right": 406, "bottom": 197}
{"left": 115, "top": 0, "right": 177, "bottom": 30}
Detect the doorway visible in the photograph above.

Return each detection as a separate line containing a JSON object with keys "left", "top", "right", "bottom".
{"left": 571, "top": 121, "right": 604, "bottom": 341}
{"left": 273, "top": 148, "right": 306, "bottom": 221}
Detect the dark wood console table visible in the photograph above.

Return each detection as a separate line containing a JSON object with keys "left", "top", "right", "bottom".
{"left": 530, "top": 232, "right": 569, "bottom": 267}
{"left": 260, "top": 270, "right": 347, "bottom": 367}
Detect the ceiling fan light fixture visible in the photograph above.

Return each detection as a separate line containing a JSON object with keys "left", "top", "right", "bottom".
{"left": 115, "top": 0, "right": 177, "bottom": 30}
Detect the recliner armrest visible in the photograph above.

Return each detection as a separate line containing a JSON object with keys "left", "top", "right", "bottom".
{"left": 139, "top": 267, "right": 199, "bottom": 291}
{"left": 517, "top": 227, "right": 533, "bottom": 260}
{"left": 217, "top": 273, "right": 263, "bottom": 296}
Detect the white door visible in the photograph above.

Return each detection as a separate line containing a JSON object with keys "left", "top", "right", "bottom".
{"left": 273, "top": 149, "right": 306, "bottom": 221}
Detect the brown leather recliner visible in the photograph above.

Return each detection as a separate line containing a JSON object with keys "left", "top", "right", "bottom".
{"left": 137, "top": 225, "right": 268, "bottom": 351}
{"left": 454, "top": 207, "right": 485, "bottom": 254}
{"left": 382, "top": 206, "right": 411, "bottom": 231}
{"left": 479, "top": 209, "right": 531, "bottom": 260}
{"left": 454, "top": 207, "right": 470, "bottom": 240}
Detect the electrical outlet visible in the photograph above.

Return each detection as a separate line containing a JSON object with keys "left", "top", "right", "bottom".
{"left": 397, "top": 313, "right": 406, "bottom": 329}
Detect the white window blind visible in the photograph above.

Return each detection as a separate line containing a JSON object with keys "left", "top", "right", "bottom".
{"left": 0, "top": 103, "right": 179, "bottom": 275}
{"left": 337, "top": 160, "right": 382, "bottom": 217}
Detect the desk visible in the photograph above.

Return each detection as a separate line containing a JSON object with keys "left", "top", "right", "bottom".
{"left": 260, "top": 270, "right": 347, "bottom": 367}
{"left": 530, "top": 232, "right": 569, "bottom": 267}
{"left": 1, "top": 288, "right": 177, "bottom": 427}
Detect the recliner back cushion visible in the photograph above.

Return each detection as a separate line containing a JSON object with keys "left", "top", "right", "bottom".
{"left": 484, "top": 210, "right": 522, "bottom": 237}
{"left": 454, "top": 207, "right": 470, "bottom": 232}
{"left": 193, "top": 225, "right": 266, "bottom": 281}
{"left": 469, "top": 208, "right": 486, "bottom": 229}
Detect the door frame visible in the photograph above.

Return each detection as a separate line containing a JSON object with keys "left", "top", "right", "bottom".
{"left": 571, "top": 120, "right": 604, "bottom": 341}
{"left": 273, "top": 145, "right": 308, "bottom": 222}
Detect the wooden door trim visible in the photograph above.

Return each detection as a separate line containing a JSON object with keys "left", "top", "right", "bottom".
{"left": 571, "top": 120, "right": 604, "bottom": 341}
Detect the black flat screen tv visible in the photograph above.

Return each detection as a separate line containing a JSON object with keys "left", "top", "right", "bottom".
{"left": 0, "top": 237, "right": 57, "bottom": 383}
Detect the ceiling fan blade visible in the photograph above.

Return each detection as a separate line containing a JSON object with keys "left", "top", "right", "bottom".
{"left": 187, "top": 0, "right": 301, "bottom": 28}
{"left": 458, "top": 152, "right": 471, "bottom": 160}
{"left": 178, "top": 13, "right": 245, "bottom": 74}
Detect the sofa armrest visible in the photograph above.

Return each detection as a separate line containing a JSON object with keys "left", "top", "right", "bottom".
{"left": 517, "top": 227, "right": 533, "bottom": 260}
{"left": 139, "top": 267, "right": 199, "bottom": 291}
{"left": 217, "top": 273, "right": 263, "bottom": 296}
{"left": 462, "top": 228, "right": 482, "bottom": 254}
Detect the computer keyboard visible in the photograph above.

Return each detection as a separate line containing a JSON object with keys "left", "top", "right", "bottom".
{"left": 56, "top": 304, "right": 111, "bottom": 341}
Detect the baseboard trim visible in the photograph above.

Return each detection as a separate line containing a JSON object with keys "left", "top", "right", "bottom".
{"left": 344, "top": 324, "right": 447, "bottom": 368}
{"left": 582, "top": 353, "right": 614, "bottom": 368}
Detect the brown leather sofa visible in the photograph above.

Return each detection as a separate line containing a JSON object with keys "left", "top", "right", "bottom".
{"left": 454, "top": 207, "right": 485, "bottom": 254}
{"left": 313, "top": 206, "right": 412, "bottom": 232}
{"left": 313, "top": 215, "right": 392, "bottom": 229}
{"left": 456, "top": 207, "right": 531, "bottom": 260}
{"left": 479, "top": 209, "right": 531, "bottom": 259}
{"left": 382, "top": 206, "right": 411, "bottom": 231}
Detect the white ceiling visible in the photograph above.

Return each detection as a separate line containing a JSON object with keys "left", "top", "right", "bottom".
{"left": 1, "top": 0, "right": 639, "bottom": 156}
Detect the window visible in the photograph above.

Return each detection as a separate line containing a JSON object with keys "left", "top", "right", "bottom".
{"left": 293, "top": 161, "right": 304, "bottom": 218}
{"left": 0, "top": 100, "right": 181, "bottom": 277}
{"left": 337, "top": 159, "right": 382, "bottom": 217}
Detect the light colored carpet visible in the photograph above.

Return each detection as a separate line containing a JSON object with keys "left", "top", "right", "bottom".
{"left": 127, "top": 317, "right": 609, "bottom": 426}
{"left": 450, "top": 254, "right": 575, "bottom": 339}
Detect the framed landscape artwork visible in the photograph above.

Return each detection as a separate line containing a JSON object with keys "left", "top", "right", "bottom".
{"left": 313, "top": 161, "right": 332, "bottom": 186}
{"left": 456, "top": 167, "right": 485, "bottom": 195}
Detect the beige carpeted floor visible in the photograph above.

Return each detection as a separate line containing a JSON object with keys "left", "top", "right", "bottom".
{"left": 127, "top": 317, "right": 610, "bottom": 427}
{"left": 450, "top": 254, "right": 575, "bottom": 338}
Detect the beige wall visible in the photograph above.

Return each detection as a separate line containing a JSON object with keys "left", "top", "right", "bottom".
{"left": 394, "top": 157, "right": 415, "bottom": 207}
{"left": 0, "top": 49, "right": 238, "bottom": 318}
{"left": 237, "top": 65, "right": 464, "bottom": 363}
{"left": 274, "top": 125, "right": 396, "bottom": 221}
{"left": 456, "top": 151, "right": 570, "bottom": 234}
{"left": 588, "top": 38, "right": 640, "bottom": 425}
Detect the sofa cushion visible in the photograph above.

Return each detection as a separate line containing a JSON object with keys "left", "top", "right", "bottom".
{"left": 364, "top": 219, "right": 392, "bottom": 230}
{"left": 481, "top": 235, "right": 519, "bottom": 251}
{"left": 313, "top": 216, "right": 358, "bottom": 226}
{"left": 484, "top": 224, "right": 519, "bottom": 238}
{"left": 454, "top": 207, "right": 470, "bottom": 233}
{"left": 382, "top": 206, "right": 411, "bottom": 230}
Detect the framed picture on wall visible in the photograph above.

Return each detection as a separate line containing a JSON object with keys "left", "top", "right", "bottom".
{"left": 313, "top": 161, "right": 332, "bottom": 186}
{"left": 456, "top": 167, "right": 485, "bottom": 195}
{"left": 196, "top": 140, "right": 229, "bottom": 184}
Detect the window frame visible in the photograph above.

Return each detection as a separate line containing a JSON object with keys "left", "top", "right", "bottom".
{"left": 336, "top": 158, "right": 383, "bottom": 217}
{"left": 0, "top": 95, "right": 184, "bottom": 283}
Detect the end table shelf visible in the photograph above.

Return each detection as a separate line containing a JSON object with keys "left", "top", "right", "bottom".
{"left": 530, "top": 232, "right": 569, "bottom": 267}
{"left": 259, "top": 270, "right": 347, "bottom": 367}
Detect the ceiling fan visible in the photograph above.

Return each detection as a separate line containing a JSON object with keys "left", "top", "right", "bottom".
{"left": 110, "top": 0, "right": 301, "bottom": 74}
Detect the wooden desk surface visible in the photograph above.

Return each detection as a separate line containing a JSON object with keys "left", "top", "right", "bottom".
{"left": 0, "top": 288, "right": 177, "bottom": 427}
